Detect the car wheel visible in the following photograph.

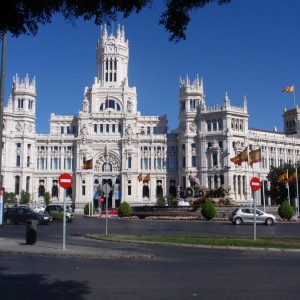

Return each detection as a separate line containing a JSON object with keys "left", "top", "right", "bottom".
{"left": 234, "top": 217, "right": 242, "bottom": 225}
{"left": 5, "top": 218, "right": 12, "bottom": 225}
{"left": 265, "top": 218, "right": 274, "bottom": 225}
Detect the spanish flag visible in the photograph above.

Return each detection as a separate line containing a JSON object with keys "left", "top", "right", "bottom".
{"left": 137, "top": 173, "right": 143, "bottom": 182}
{"left": 278, "top": 171, "right": 288, "bottom": 183}
{"left": 249, "top": 148, "right": 261, "bottom": 165}
{"left": 282, "top": 85, "right": 294, "bottom": 93}
{"left": 288, "top": 169, "right": 297, "bottom": 183}
{"left": 144, "top": 173, "right": 151, "bottom": 182}
{"left": 240, "top": 147, "right": 249, "bottom": 163}
{"left": 82, "top": 158, "right": 93, "bottom": 170}
{"left": 230, "top": 154, "right": 241, "bottom": 165}
{"left": 230, "top": 147, "right": 248, "bottom": 165}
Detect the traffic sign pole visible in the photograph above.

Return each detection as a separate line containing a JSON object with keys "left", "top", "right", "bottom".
{"left": 250, "top": 177, "right": 262, "bottom": 241}
{"left": 58, "top": 173, "right": 73, "bottom": 250}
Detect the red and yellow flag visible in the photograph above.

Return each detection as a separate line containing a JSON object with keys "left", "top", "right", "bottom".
{"left": 82, "top": 158, "right": 93, "bottom": 170}
{"left": 249, "top": 148, "right": 261, "bottom": 165}
{"left": 288, "top": 170, "right": 297, "bottom": 183}
{"left": 230, "top": 147, "right": 248, "bottom": 165}
{"left": 230, "top": 154, "right": 241, "bottom": 164}
{"left": 143, "top": 173, "right": 151, "bottom": 182}
{"left": 282, "top": 85, "right": 294, "bottom": 93}
{"left": 278, "top": 171, "right": 288, "bottom": 183}
{"left": 137, "top": 173, "right": 143, "bottom": 182}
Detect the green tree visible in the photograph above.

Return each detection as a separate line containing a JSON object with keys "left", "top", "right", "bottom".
{"left": 266, "top": 164, "right": 299, "bottom": 205}
{"left": 118, "top": 201, "right": 132, "bottom": 217}
{"left": 201, "top": 199, "right": 217, "bottom": 220}
{"left": 278, "top": 200, "right": 295, "bottom": 221}
{"left": 44, "top": 192, "right": 51, "bottom": 206}
{"left": 0, "top": 0, "right": 231, "bottom": 42}
{"left": 156, "top": 195, "right": 167, "bottom": 206}
{"left": 20, "top": 190, "right": 31, "bottom": 205}
{"left": 3, "top": 192, "right": 17, "bottom": 206}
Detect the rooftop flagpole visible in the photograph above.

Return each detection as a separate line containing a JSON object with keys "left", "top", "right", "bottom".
{"left": 293, "top": 84, "right": 296, "bottom": 107}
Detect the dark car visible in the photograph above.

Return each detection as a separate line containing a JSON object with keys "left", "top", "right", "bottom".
{"left": 4, "top": 207, "right": 53, "bottom": 225}
{"left": 44, "top": 205, "right": 73, "bottom": 222}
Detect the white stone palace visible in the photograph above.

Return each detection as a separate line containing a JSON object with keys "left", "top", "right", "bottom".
{"left": 2, "top": 25, "right": 300, "bottom": 208}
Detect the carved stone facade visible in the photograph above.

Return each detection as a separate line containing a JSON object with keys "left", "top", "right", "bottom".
{"left": 2, "top": 25, "right": 300, "bottom": 208}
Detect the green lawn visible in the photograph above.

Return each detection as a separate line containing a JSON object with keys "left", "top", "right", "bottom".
{"left": 85, "top": 234, "right": 300, "bottom": 249}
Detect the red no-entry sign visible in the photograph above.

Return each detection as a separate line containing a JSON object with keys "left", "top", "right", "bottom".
{"left": 58, "top": 173, "right": 73, "bottom": 189}
{"left": 250, "top": 177, "right": 261, "bottom": 191}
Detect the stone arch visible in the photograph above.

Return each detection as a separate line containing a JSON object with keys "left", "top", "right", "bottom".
{"left": 94, "top": 150, "right": 121, "bottom": 172}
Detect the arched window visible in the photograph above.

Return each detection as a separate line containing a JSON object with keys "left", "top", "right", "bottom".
{"left": 99, "top": 99, "right": 121, "bottom": 111}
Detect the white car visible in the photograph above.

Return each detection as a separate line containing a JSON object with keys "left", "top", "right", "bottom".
{"left": 32, "top": 206, "right": 45, "bottom": 214}
{"left": 229, "top": 208, "right": 277, "bottom": 225}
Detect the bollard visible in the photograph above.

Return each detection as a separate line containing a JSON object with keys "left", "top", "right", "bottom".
{"left": 26, "top": 220, "right": 37, "bottom": 245}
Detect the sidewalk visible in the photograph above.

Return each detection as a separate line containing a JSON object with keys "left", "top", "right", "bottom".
{"left": 0, "top": 235, "right": 154, "bottom": 259}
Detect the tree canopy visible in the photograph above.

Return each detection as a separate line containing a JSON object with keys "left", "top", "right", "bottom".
{"left": 0, "top": 0, "right": 231, "bottom": 42}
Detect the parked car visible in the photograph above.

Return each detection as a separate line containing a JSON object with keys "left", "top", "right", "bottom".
{"left": 229, "top": 207, "right": 276, "bottom": 225}
{"left": 32, "top": 206, "right": 45, "bottom": 214}
{"left": 44, "top": 205, "right": 74, "bottom": 222}
{"left": 4, "top": 207, "right": 53, "bottom": 225}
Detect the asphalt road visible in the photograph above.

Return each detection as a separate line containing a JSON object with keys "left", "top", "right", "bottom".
{"left": 1, "top": 245, "right": 300, "bottom": 300}
{"left": 1, "top": 215, "right": 300, "bottom": 299}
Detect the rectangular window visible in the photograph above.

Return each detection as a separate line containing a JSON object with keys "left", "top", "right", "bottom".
{"left": 128, "top": 157, "right": 132, "bottom": 169}
{"left": 207, "top": 122, "right": 212, "bottom": 131}
{"left": 213, "top": 153, "right": 218, "bottom": 166}
{"left": 183, "top": 156, "right": 186, "bottom": 168}
{"left": 94, "top": 124, "right": 97, "bottom": 133}
{"left": 112, "top": 124, "right": 115, "bottom": 133}
{"left": 61, "top": 126, "right": 64, "bottom": 134}
{"left": 218, "top": 119, "right": 223, "bottom": 130}
{"left": 192, "top": 156, "right": 196, "bottom": 167}
{"left": 213, "top": 121, "right": 217, "bottom": 131}
{"left": 181, "top": 101, "right": 185, "bottom": 111}
{"left": 16, "top": 155, "right": 21, "bottom": 167}
{"left": 100, "top": 124, "right": 103, "bottom": 133}
{"left": 106, "top": 124, "right": 109, "bottom": 133}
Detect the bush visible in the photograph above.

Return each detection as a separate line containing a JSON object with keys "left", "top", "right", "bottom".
{"left": 278, "top": 200, "right": 295, "bottom": 220}
{"left": 20, "top": 190, "right": 31, "bottom": 205}
{"left": 44, "top": 192, "right": 51, "bottom": 206}
{"left": 118, "top": 201, "right": 132, "bottom": 217}
{"left": 201, "top": 199, "right": 217, "bottom": 220}
{"left": 156, "top": 196, "right": 167, "bottom": 206}
{"left": 84, "top": 203, "right": 96, "bottom": 215}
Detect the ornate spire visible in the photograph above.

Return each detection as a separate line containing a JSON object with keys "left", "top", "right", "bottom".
{"left": 224, "top": 91, "right": 230, "bottom": 106}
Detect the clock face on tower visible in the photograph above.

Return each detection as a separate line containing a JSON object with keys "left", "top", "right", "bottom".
{"left": 107, "top": 45, "right": 115, "bottom": 52}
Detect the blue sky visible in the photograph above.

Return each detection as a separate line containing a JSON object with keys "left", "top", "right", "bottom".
{"left": 3, "top": 0, "right": 300, "bottom": 133}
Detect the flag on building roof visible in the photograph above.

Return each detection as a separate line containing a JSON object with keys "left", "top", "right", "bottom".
{"left": 282, "top": 85, "right": 294, "bottom": 93}
{"left": 137, "top": 173, "right": 143, "bottom": 182}
{"left": 278, "top": 171, "right": 288, "bottom": 183}
{"left": 249, "top": 148, "right": 261, "bottom": 165}
{"left": 288, "top": 169, "right": 297, "bottom": 183}
{"left": 82, "top": 158, "right": 93, "bottom": 170}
